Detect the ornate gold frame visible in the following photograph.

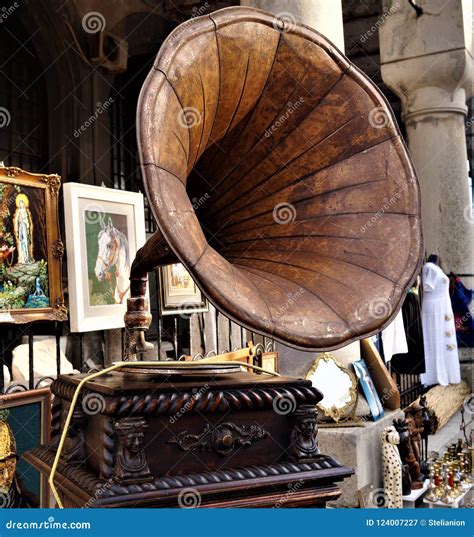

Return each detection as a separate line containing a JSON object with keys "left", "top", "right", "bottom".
{"left": 0, "top": 166, "right": 67, "bottom": 323}
{"left": 306, "top": 353, "right": 358, "bottom": 422}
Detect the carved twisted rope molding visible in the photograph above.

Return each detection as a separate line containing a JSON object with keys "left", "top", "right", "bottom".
{"left": 51, "top": 379, "right": 320, "bottom": 417}
{"left": 29, "top": 445, "right": 343, "bottom": 502}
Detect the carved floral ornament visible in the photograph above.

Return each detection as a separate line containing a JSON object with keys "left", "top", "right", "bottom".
{"left": 51, "top": 240, "right": 64, "bottom": 259}
{"left": 168, "top": 422, "right": 269, "bottom": 455}
{"left": 41, "top": 174, "right": 61, "bottom": 195}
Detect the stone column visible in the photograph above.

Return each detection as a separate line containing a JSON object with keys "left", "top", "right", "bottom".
{"left": 380, "top": 0, "right": 473, "bottom": 274}
{"left": 240, "top": 0, "right": 345, "bottom": 52}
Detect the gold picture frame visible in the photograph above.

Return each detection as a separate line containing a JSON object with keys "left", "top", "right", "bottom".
{"left": 0, "top": 166, "right": 66, "bottom": 323}
{"left": 306, "top": 353, "right": 358, "bottom": 422}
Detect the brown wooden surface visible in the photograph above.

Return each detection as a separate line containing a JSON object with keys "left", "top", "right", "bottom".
{"left": 360, "top": 338, "right": 400, "bottom": 409}
{"left": 134, "top": 6, "right": 422, "bottom": 351}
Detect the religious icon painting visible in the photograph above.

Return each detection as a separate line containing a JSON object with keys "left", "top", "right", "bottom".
{"left": 63, "top": 183, "right": 146, "bottom": 332}
{"left": 0, "top": 166, "right": 66, "bottom": 323}
{"left": 0, "top": 388, "right": 51, "bottom": 508}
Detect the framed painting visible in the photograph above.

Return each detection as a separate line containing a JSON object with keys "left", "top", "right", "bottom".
{"left": 0, "top": 166, "right": 66, "bottom": 323}
{"left": 0, "top": 388, "right": 51, "bottom": 508}
{"left": 158, "top": 263, "right": 208, "bottom": 316}
{"left": 352, "top": 359, "right": 385, "bottom": 421}
{"left": 63, "top": 183, "right": 146, "bottom": 332}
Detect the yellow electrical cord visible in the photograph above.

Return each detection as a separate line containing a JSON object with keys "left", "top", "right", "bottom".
{"left": 49, "top": 360, "right": 280, "bottom": 508}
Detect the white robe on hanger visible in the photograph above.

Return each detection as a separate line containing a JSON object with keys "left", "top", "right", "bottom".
{"left": 420, "top": 262, "right": 460, "bottom": 386}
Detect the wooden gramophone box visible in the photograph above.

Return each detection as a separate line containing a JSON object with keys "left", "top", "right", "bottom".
{"left": 25, "top": 366, "right": 353, "bottom": 508}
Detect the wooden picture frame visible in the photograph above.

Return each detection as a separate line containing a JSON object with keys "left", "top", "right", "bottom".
{"left": 0, "top": 166, "right": 66, "bottom": 323}
{"left": 63, "top": 183, "right": 146, "bottom": 332}
{"left": 361, "top": 338, "right": 400, "bottom": 410}
{"left": 0, "top": 388, "right": 51, "bottom": 507}
{"left": 158, "top": 263, "right": 208, "bottom": 316}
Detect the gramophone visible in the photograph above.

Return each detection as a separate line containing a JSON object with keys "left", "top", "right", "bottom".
{"left": 25, "top": 6, "right": 422, "bottom": 508}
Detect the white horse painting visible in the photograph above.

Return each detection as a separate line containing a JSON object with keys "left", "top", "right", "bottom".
{"left": 95, "top": 215, "right": 130, "bottom": 304}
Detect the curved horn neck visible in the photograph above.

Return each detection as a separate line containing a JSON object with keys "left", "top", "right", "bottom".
{"left": 124, "top": 229, "right": 178, "bottom": 359}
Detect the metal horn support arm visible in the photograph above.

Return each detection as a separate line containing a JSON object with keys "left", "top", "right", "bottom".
{"left": 124, "top": 230, "right": 177, "bottom": 359}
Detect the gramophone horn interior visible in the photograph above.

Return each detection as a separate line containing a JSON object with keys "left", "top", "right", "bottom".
{"left": 137, "top": 6, "right": 422, "bottom": 351}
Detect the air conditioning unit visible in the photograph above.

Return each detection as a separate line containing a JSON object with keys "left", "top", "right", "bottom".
{"left": 89, "top": 32, "right": 128, "bottom": 73}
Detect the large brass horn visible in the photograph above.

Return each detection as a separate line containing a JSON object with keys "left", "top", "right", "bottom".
{"left": 125, "top": 6, "right": 422, "bottom": 355}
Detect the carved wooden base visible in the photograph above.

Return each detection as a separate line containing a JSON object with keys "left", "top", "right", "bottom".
{"left": 25, "top": 370, "right": 353, "bottom": 508}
